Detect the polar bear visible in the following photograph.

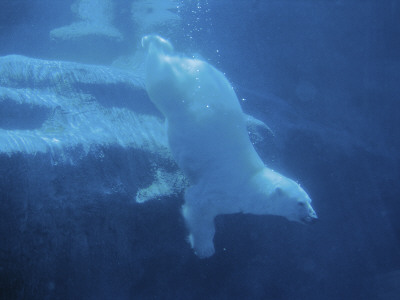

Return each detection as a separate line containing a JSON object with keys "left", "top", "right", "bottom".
{"left": 142, "top": 35, "right": 317, "bottom": 258}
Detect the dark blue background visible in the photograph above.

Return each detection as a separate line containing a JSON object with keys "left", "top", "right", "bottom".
{"left": 0, "top": 0, "right": 399, "bottom": 299}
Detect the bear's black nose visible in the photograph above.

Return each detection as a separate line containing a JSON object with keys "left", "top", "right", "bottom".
{"left": 302, "top": 215, "right": 318, "bottom": 224}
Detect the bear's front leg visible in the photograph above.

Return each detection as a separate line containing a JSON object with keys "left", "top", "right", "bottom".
{"left": 182, "top": 188, "right": 216, "bottom": 258}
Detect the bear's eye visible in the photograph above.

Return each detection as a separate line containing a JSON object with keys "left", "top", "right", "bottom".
{"left": 298, "top": 202, "right": 306, "bottom": 207}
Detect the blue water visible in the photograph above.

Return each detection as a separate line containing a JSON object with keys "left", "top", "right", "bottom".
{"left": 0, "top": 1, "right": 399, "bottom": 299}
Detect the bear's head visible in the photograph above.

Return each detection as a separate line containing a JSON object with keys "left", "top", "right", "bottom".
{"left": 271, "top": 178, "right": 317, "bottom": 224}
{"left": 249, "top": 168, "right": 317, "bottom": 224}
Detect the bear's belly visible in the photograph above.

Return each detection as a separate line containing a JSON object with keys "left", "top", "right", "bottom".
{"left": 167, "top": 119, "right": 264, "bottom": 183}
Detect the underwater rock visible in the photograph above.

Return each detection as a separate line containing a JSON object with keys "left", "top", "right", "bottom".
{"left": 0, "top": 54, "right": 269, "bottom": 203}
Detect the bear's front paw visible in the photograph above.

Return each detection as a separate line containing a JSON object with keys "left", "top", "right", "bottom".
{"left": 194, "top": 243, "right": 215, "bottom": 259}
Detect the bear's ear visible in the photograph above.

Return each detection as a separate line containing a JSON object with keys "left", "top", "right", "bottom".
{"left": 275, "top": 187, "right": 283, "bottom": 196}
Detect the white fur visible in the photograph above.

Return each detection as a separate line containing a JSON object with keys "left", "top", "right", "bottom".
{"left": 142, "top": 35, "right": 317, "bottom": 258}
